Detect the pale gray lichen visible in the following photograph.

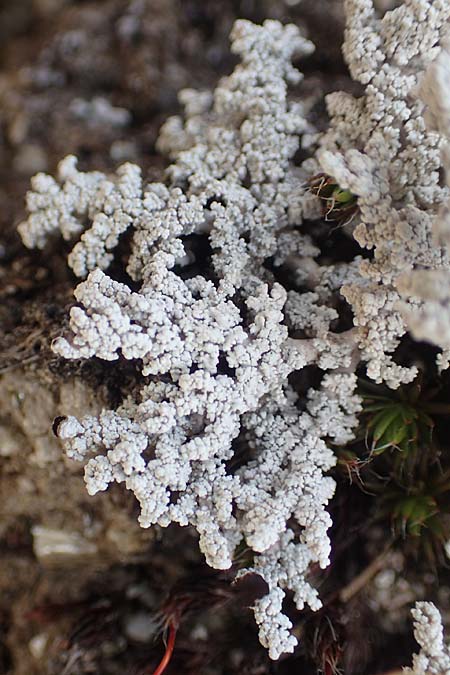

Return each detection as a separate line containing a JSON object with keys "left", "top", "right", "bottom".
{"left": 404, "top": 602, "right": 450, "bottom": 675}
{"left": 397, "top": 41, "right": 450, "bottom": 367}
{"left": 26, "top": 20, "right": 361, "bottom": 659}
{"left": 18, "top": 156, "right": 143, "bottom": 277}
{"left": 316, "top": 0, "right": 450, "bottom": 387}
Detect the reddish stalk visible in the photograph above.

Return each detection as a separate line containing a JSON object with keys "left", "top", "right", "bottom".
{"left": 151, "top": 620, "right": 177, "bottom": 675}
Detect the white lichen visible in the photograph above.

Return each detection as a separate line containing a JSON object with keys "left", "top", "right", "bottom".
{"left": 32, "top": 20, "right": 359, "bottom": 658}
{"left": 317, "top": 0, "right": 450, "bottom": 386}
{"left": 397, "top": 40, "right": 450, "bottom": 364}
{"left": 404, "top": 602, "right": 450, "bottom": 675}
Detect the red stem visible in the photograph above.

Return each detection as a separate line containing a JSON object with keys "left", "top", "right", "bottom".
{"left": 152, "top": 620, "right": 177, "bottom": 675}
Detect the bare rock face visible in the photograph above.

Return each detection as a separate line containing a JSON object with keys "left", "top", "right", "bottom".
{"left": 0, "top": 370, "right": 151, "bottom": 559}
{"left": 0, "top": 369, "right": 155, "bottom": 673}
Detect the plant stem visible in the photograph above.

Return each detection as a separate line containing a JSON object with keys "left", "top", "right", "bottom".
{"left": 151, "top": 620, "right": 177, "bottom": 675}
{"left": 339, "top": 544, "right": 391, "bottom": 604}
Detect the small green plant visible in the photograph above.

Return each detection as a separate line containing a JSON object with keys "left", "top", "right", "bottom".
{"left": 379, "top": 468, "right": 450, "bottom": 563}
{"left": 391, "top": 492, "right": 439, "bottom": 538}
{"left": 336, "top": 375, "right": 444, "bottom": 482}
{"left": 308, "top": 173, "right": 358, "bottom": 225}
{"left": 336, "top": 374, "right": 450, "bottom": 563}
{"left": 357, "top": 376, "right": 450, "bottom": 464}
